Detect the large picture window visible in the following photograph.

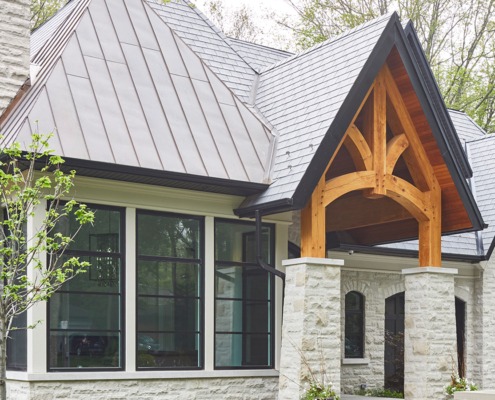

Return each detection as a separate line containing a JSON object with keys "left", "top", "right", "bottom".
{"left": 48, "top": 205, "right": 124, "bottom": 370}
{"left": 345, "top": 291, "right": 365, "bottom": 358}
{"left": 214, "top": 220, "right": 274, "bottom": 369}
{"left": 136, "top": 211, "right": 203, "bottom": 369}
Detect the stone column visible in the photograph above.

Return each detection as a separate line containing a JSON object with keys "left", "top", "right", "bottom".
{"left": 278, "top": 257, "right": 344, "bottom": 400}
{"left": 403, "top": 267, "right": 458, "bottom": 400}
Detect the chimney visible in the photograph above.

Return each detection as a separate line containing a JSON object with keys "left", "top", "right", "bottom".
{"left": 0, "top": 0, "right": 30, "bottom": 116}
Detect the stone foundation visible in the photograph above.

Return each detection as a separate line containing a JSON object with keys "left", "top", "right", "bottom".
{"left": 7, "top": 377, "right": 279, "bottom": 400}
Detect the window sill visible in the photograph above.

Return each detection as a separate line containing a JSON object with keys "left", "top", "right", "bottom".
{"left": 6, "top": 369, "right": 280, "bottom": 382}
{"left": 341, "top": 358, "right": 369, "bottom": 365}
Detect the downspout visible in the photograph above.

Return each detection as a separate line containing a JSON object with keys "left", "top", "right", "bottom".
{"left": 254, "top": 210, "right": 285, "bottom": 284}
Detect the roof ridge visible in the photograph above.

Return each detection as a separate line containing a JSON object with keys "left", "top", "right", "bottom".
{"left": 259, "top": 12, "right": 396, "bottom": 74}
{"left": 227, "top": 36, "right": 294, "bottom": 56}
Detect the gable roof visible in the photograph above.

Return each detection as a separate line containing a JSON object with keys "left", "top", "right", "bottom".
{"left": 235, "top": 13, "right": 484, "bottom": 237}
{"left": 0, "top": 0, "right": 274, "bottom": 195}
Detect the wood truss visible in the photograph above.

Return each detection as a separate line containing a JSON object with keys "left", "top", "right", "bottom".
{"left": 301, "top": 65, "right": 442, "bottom": 267}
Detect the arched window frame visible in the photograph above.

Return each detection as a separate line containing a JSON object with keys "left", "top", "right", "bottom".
{"left": 344, "top": 291, "right": 365, "bottom": 359}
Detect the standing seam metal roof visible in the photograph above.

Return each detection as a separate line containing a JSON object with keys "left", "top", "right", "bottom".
{"left": 0, "top": 0, "right": 274, "bottom": 185}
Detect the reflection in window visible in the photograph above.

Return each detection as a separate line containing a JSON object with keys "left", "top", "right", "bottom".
{"left": 214, "top": 220, "right": 274, "bottom": 369}
{"left": 345, "top": 291, "right": 365, "bottom": 358}
{"left": 7, "top": 312, "right": 27, "bottom": 371}
{"left": 48, "top": 205, "right": 124, "bottom": 370}
{"left": 136, "top": 211, "right": 203, "bottom": 369}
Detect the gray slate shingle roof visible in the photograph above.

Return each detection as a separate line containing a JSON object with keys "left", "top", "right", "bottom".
{"left": 240, "top": 14, "right": 394, "bottom": 208}
{"left": 227, "top": 38, "right": 293, "bottom": 72}
{"left": 1, "top": 0, "right": 273, "bottom": 184}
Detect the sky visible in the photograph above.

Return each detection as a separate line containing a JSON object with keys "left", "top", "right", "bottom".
{"left": 192, "top": 0, "right": 299, "bottom": 50}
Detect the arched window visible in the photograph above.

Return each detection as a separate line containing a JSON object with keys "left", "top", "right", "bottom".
{"left": 345, "top": 291, "right": 365, "bottom": 358}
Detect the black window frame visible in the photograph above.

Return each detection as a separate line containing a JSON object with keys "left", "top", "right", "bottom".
{"left": 344, "top": 290, "right": 365, "bottom": 359}
{"left": 47, "top": 203, "right": 126, "bottom": 372}
{"left": 214, "top": 218, "right": 275, "bottom": 370}
{"left": 135, "top": 209, "right": 205, "bottom": 371}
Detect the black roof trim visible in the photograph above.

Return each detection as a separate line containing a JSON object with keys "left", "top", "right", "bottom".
{"left": 237, "top": 14, "right": 484, "bottom": 234}
{"left": 403, "top": 22, "right": 473, "bottom": 179}
{"left": 291, "top": 14, "right": 399, "bottom": 210}
{"left": 335, "top": 244, "right": 484, "bottom": 264}
{"left": 394, "top": 23, "right": 484, "bottom": 232}
{"left": 61, "top": 157, "right": 269, "bottom": 197}
{"left": 234, "top": 197, "right": 294, "bottom": 217}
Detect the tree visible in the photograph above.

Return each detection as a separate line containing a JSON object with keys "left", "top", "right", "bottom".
{"left": 283, "top": 0, "right": 495, "bottom": 132}
{"left": 31, "top": 0, "right": 66, "bottom": 30}
{"left": 0, "top": 133, "right": 93, "bottom": 399}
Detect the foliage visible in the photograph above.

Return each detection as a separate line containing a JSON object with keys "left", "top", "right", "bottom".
{"left": 355, "top": 387, "right": 404, "bottom": 398}
{"left": 283, "top": 0, "right": 495, "bottom": 133}
{"left": 444, "top": 375, "right": 478, "bottom": 397}
{"left": 31, "top": 0, "right": 65, "bottom": 30}
{"left": 0, "top": 132, "right": 93, "bottom": 399}
{"left": 303, "top": 382, "right": 339, "bottom": 400}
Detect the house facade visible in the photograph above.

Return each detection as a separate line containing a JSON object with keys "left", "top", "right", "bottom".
{"left": 1, "top": 0, "right": 495, "bottom": 399}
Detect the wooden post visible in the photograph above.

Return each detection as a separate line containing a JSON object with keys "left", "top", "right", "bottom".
{"left": 301, "top": 175, "right": 326, "bottom": 258}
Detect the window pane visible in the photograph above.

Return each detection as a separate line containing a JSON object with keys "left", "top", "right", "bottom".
{"left": 215, "top": 333, "right": 270, "bottom": 367}
{"left": 137, "top": 213, "right": 200, "bottom": 259}
{"left": 137, "top": 332, "right": 200, "bottom": 368}
{"left": 138, "top": 261, "right": 199, "bottom": 297}
{"left": 215, "top": 221, "right": 272, "bottom": 264}
{"left": 6, "top": 312, "right": 27, "bottom": 371}
{"left": 61, "top": 256, "right": 121, "bottom": 293}
{"left": 50, "top": 293, "right": 120, "bottom": 331}
{"left": 345, "top": 291, "right": 364, "bottom": 358}
{"left": 215, "top": 265, "right": 270, "bottom": 301}
{"left": 57, "top": 208, "right": 121, "bottom": 253}
{"left": 49, "top": 331, "right": 120, "bottom": 369}
{"left": 216, "top": 299, "right": 270, "bottom": 333}
{"left": 138, "top": 297, "right": 200, "bottom": 332}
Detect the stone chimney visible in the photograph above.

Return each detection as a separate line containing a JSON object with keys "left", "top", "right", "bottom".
{"left": 0, "top": 0, "right": 30, "bottom": 116}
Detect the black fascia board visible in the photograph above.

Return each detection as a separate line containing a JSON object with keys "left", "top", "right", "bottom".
{"left": 290, "top": 13, "right": 399, "bottom": 211}
{"left": 403, "top": 22, "right": 473, "bottom": 179}
{"left": 393, "top": 23, "right": 485, "bottom": 232}
{"left": 53, "top": 157, "right": 270, "bottom": 197}
{"left": 234, "top": 197, "right": 294, "bottom": 218}
{"left": 334, "top": 243, "right": 484, "bottom": 263}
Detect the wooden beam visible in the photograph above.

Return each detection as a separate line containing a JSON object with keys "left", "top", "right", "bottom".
{"left": 301, "top": 175, "right": 326, "bottom": 258}
{"left": 323, "top": 171, "right": 375, "bottom": 207}
{"left": 418, "top": 185, "right": 442, "bottom": 266}
{"left": 326, "top": 195, "right": 413, "bottom": 231}
{"left": 384, "top": 175, "right": 430, "bottom": 222}
{"left": 382, "top": 65, "right": 438, "bottom": 192}
{"left": 386, "top": 133, "right": 409, "bottom": 175}
{"left": 343, "top": 124, "right": 373, "bottom": 171}
{"left": 371, "top": 70, "right": 387, "bottom": 196}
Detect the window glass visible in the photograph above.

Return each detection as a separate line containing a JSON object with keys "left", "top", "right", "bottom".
{"left": 345, "top": 291, "right": 365, "bottom": 358}
{"left": 6, "top": 312, "right": 27, "bottom": 371}
{"left": 214, "top": 220, "right": 274, "bottom": 369}
{"left": 136, "top": 211, "right": 203, "bottom": 370}
{"left": 48, "top": 205, "right": 124, "bottom": 370}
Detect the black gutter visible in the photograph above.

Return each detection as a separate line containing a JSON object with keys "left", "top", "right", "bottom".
{"left": 59, "top": 157, "right": 269, "bottom": 197}
{"left": 334, "top": 244, "right": 485, "bottom": 264}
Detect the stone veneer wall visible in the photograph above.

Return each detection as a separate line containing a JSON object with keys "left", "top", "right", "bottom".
{"left": 340, "top": 270, "right": 404, "bottom": 394}
{"left": 340, "top": 269, "right": 479, "bottom": 395}
{"left": 7, "top": 377, "right": 279, "bottom": 400}
{"left": 0, "top": 0, "right": 30, "bottom": 114}
{"left": 478, "top": 259, "right": 495, "bottom": 389}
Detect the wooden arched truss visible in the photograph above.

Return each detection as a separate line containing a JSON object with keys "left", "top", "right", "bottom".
{"left": 301, "top": 65, "right": 442, "bottom": 267}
